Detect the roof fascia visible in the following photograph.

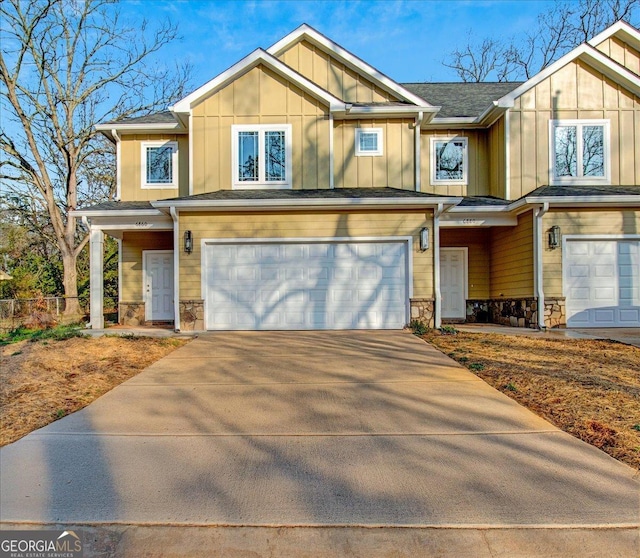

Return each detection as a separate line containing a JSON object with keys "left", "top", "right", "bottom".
{"left": 524, "top": 195, "right": 640, "bottom": 206}
{"left": 171, "top": 48, "right": 344, "bottom": 113}
{"left": 588, "top": 20, "right": 640, "bottom": 52}
{"left": 152, "top": 196, "right": 462, "bottom": 212}
{"left": 72, "top": 208, "right": 166, "bottom": 218}
{"left": 334, "top": 105, "right": 440, "bottom": 119}
{"left": 496, "top": 43, "right": 640, "bottom": 108}
{"left": 95, "top": 122, "right": 186, "bottom": 137}
{"left": 266, "top": 24, "right": 432, "bottom": 107}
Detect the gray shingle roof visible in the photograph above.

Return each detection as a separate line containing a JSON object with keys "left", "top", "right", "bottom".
{"left": 164, "top": 187, "right": 448, "bottom": 202}
{"left": 401, "top": 82, "right": 523, "bottom": 118}
{"left": 525, "top": 185, "right": 640, "bottom": 198}
{"left": 457, "top": 196, "right": 508, "bottom": 207}
{"left": 78, "top": 201, "right": 154, "bottom": 211}
{"left": 100, "top": 111, "right": 178, "bottom": 126}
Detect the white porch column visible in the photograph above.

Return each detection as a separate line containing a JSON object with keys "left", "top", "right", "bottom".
{"left": 89, "top": 227, "right": 104, "bottom": 329}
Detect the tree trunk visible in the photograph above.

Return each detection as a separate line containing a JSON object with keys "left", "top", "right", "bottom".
{"left": 61, "top": 246, "right": 82, "bottom": 320}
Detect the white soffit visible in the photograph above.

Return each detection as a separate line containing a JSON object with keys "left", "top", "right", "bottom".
{"left": 171, "top": 48, "right": 344, "bottom": 112}
{"left": 267, "top": 24, "right": 432, "bottom": 107}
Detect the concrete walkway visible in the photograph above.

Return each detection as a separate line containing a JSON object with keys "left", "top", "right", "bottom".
{"left": 1, "top": 331, "right": 638, "bottom": 556}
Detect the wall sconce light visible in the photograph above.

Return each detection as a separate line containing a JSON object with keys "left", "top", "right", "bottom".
{"left": 183, "top": 230, "right": 193, "bottom": 254}
{"left": 548, "top": 225, "right": 560, "bottom": 250}
{"left": 419, "top": 227, "right": 429, "bottom": 251}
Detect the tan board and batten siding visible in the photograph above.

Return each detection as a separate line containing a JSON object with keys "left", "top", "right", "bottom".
{"left": 490, "top": 212, "right": 534, "bottom": 298}
{"left": 276, "top": 40, "right": 400, "bottom": 103}
{"left": 509, "top": 59, "right": 640, "bottom": 199}
{"left": 191, "top": 64, "right": 330, "bottom": 192}
{"left": 594, "top": 36, "right": 640, "bottom": 75}
{"left": 119, "top": 135, "right": 188, "bottom": 201}
{"left": 120, "top": 231, "right": 173, "bottom": 301}
{"left": 542, "top": 209, "right": 640, "bottom": 298}
{"left": 334, "top": 119, "right": 415, "bottom": 189}
{"left": 178, "top": 211, "right": 434, "bottom": 300}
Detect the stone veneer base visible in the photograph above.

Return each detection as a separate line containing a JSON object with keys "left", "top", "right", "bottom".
{"left": 410, "top": 298, "right": 435, "bottom": 328}
{"left": 119, "top": 302, "right": 145, "bottom": 327}
{"left": 180, "top": 300, "right": 205, "bottom": 331}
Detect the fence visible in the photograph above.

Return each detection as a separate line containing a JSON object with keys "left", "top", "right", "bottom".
{"left": 0, "top": 297, "right": 119, "bottom": 332}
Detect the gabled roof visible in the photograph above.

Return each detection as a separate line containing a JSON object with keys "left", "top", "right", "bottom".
{"left": 267, "top": 24, "right": 432, "bottom": 108}
{"left": 496, "top": 41, "right": 640, "bottom": 108}
{"left": 95, "top": 111, "right": 186, "bottom": 138}
{"left": 171, "top": 48, "right": 345, "bottom": 113}
{"left": 402, "top": 82, "right": 522, "bottom": 118}
{"left": 588, "top": 20, "right": 640, "bottom": 53}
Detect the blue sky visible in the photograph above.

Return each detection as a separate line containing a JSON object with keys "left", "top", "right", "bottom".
{"left": 119, "top": 0, "right": 562, "bottom": 89}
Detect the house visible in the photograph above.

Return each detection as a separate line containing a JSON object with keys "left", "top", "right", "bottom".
{"left": 76, "top": 21, "right": 640, "bottom": 331}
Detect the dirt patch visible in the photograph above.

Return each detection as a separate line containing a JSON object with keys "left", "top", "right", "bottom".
{"left": 422, "top": 331, "right": 640, "bottom": 469}
{"left": 0, "top": 335, "right": 189, "bottom": 446}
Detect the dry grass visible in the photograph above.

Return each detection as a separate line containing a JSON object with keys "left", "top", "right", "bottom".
{"left": 423, "top": 331, "right": 640, "bottom": 469}
{"left": 0, "top": 335, "right": 188, "bottom": 446}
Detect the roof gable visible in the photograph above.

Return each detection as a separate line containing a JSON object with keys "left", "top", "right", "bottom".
{"left": 171, "top": 48, "right": 344, "bottom": 113}
{"left": 588, "top": 20, "right": 640, "bottom": 53}
{"left": 267, "top": 24, "right": 431, "bottom": 107}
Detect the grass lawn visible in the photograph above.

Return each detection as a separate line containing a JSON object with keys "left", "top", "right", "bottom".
{"left": 0, "top": 326, "right": 189, "bottom": 446}
{"left": 422, "top": 330, "right": 640, "bottom": 470}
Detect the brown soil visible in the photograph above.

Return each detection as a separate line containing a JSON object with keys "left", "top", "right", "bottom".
{"left": 0, "top": 335, "right": 188, "bottom": 446}
{"left": 423, "top": 331, "right": 640, "bottom": 469}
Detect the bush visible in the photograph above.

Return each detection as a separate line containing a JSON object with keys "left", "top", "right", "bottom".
{"left": 409, "top": 319, "right": 429, "bottom": 336}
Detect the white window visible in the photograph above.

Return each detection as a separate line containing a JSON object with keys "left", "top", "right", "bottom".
{"left": 232, "top": 124, "right": 292, "bottom": 189}
{"left": 550, "top": 120, "right": 610, "bottom": 185}
{"left": 355, "top": 128, "right": 383, "bottom": 156}
{"left": 431, "top": 137, "right": 468, "bottom": 184}
{"left": 141, "top": 141, "right": 178, "bottom": 189}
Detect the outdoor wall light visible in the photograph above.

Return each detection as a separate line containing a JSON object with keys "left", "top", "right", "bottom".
{"left": 419, "top": 227, "right": 429, "bottom": 251}
{"left": 184, "top": 230, "right": 193, "bottom": 254}
{"left": 548, "top": 225, "right": 561, "bottom": 250}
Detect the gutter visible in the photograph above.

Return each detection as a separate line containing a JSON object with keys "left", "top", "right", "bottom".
{"left": 533, "top": 203, "right": 549, "bottom": 329}
{"left": 170, "top": 207, "right": 181, "bottom": 332}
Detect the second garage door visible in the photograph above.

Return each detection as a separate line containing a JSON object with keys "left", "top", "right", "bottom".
{"left": 204, "top": 240, "right": 408, "bottom": 330}
{"left": 565, "top": 239, "right": 640, "bottom": 327}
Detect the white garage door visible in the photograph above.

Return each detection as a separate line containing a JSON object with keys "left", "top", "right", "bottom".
{"left": 204, "top": 241, "right": 408, "bottom": 330}
{"left": 565, "top": 239, "right": 640, "bottom": 327}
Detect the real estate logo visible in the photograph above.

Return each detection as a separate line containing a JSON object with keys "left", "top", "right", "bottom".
{"left": 0, "top": 530, "right": 82, "bottom": 558}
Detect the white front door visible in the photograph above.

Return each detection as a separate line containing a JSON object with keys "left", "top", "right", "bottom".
{"left": 144, "top": 251, "right": 174, "bottom": 321}
{"left": 203, "top": 240, "right": 408, "bottom": 330}
{"left": 440, "top": 248, "right": 467, "bottom": 319}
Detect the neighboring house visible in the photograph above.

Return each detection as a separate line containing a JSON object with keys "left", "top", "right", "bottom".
{"left": 76, "top": 21, "right": 640, "bottom": 331}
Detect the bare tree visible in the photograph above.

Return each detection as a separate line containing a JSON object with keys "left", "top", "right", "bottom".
{"left": 0, "top": 0, "right": 190, "bottom": 318}
{"left": 444, "top": 0, "right": 639, "bottom": 82}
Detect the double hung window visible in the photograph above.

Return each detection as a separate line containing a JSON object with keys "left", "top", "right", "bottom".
{"left": 141, "top": 141, "right": 178, "bottom": 188}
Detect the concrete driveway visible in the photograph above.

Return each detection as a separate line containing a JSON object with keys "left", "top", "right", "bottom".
{"left": 1, "top": 331, "right": 638, "bottom": 554}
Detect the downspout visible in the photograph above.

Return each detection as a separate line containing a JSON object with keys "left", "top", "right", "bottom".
{"left": 111, "top": 129, "right": 121, "bottom": 201}
{"left": 415, "top": 112, "right": 423, "bottom": 192}
{"left": 433, "top": 202, "right": 444, "bottom": 329}
{"left": 329, "top": 113, "right": 334, "bottom": 189}
{"left": 534, "top": 202, "right": 549, "bottom": 329}
{"left": 170, "top": 207, "right": 181, "bottom": 332}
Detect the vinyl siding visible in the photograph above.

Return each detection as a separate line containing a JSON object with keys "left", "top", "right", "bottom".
{"left": 420, "top": 129, "right": 490, "bottom": 197}
{"left": 277, "top": 40, "right": 399, "bottom": 103}
{"left": 594, "top": 36, "right": 640, "bottom": 76}
{"left": 508, "top": 59, "right": 640, "bottom": 199}
{"left": 490, "top": 211, "right": 534, "bottom": 298}
{"left": 542, "top": 208, "right": 640, "bottom": 298}
{"left": 178, "top": 211, "right": 433, "bottom": 300}
{"left": 440, "top": 228, "right": 490, "bottom": 298}
{"left": 120, "top": 232, "right": 174, "bottom": 301}
{"left": 119, "top": 134, "right": 188, "bottom": 201}
{"left": 334, "top": 119, "right": 415, "bottom": 189}
{"left": 191, "top": 64, "right": 330, "bottom": 192}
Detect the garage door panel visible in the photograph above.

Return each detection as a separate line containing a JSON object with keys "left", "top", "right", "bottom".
{"left": 205, "top": 241, "right": 408, "bottom": 330}
{"left": 565, "top": 239, "right": 640, "bottom": 327}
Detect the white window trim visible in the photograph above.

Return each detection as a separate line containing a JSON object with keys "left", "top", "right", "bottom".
{"left": 355, "top": 128, "right": 383, "bottom": 156}
{"left": 232, "top": 124, "right": 292, "bottom": 189}
{"left": 430, "top": 136, "right": 468, "bottom": 185}
{"left": 549, "top": 119, "right": 610, "bottom": 186}
{"left": 141, "top": 141, "right": 179, "bottom": 189}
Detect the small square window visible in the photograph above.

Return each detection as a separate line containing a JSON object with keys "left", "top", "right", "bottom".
{"left": 431, "top": 137, "right": 468, "bottom": 184}
{"left": 355, "top": 128, "right": 383, "bottom": 156}
{"left": 141, "top": 141, "right": 178, "bottom": 189}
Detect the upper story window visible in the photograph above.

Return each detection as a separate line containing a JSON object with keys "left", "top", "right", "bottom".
{"left": 431, "top": 137, "right": 468, "bottom": 185}
{"left": 141, "top": 141, "right": 178, "bottom": 189}
{"left": 550, "top": 120, "right": 610, "bottom": 185}
{"left": 355, "top": 128, "right": 383, "bottom": 156}
{"left": 232, "top": 124, "right": 292, "bottom": 189}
